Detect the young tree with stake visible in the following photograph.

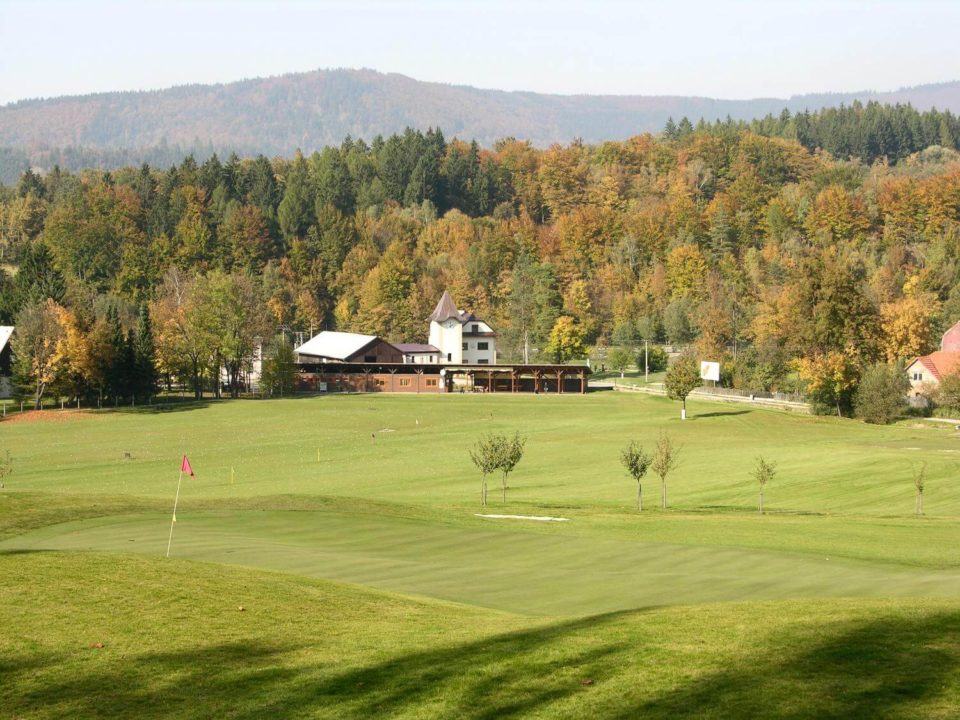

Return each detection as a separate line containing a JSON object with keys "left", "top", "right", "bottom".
{"left": 652, "top": 431, "right": 679, "bottom": 509}
{"left": 470, "top": 434, "right": 505, "bottom": 507}
{"left": 913, "top": 462, "right": 926, "bottom": 516}
{"left": 0, "top": 450, "right": 11, "bottom": 489}
{"left": 498, "top": 432, "right": 527, "bottom": 502}
{"left": 621, "top": 441, "right": 652, "bottom": 512}
{"left": 753, "top": 456, "right": 776, "bottom": 514}
{"left": 607, "top": 347, "right": 633, "bottom": 378}
{"left": 664, "top": 350, "right": 701, "bottom": 420}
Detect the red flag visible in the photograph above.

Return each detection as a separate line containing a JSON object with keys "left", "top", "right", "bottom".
{"left": 180, "top": 455, "right": 194, "bottom": 477}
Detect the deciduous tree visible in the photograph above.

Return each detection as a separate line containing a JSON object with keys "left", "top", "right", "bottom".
{"left": 854, "top": 362, "right": 909, "bottom": 424}
{"left": 497, "top": 432, "right": 527, "bottom": 503}
{"left": 608, "top": 347, "right": 633, "bottom": 377}
{"left": 880, "top": 294, "right": 941, "bottom": 363}
{"left": 664, "top": 350, "right": 701, "bottom": 419}
{"left": 653, "top": 431, "right": 679, "bottom": 509}
{"left": 794, "top": 350, "right": 859, "bottom": 417}
{"left": 11, "top": 299, "right": 66, "bottom": 409}
{"left": 544, "top": 316, "right": 586, "bottom": 364}
{"left": 470, "top": 433, "right": 505, "bottom": 507}
{"left": 913, "top": 462, "right": 926, "bottom": 516}
{"left": 753, "top": 456, "right": 777, "bottom": 514}
{"left": 621, "top": 441, "right": 652, "bottom": 511}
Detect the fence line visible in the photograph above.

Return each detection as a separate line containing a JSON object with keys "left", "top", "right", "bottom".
{"left": 609, "top": 381, "right": 812, "bottom": 414}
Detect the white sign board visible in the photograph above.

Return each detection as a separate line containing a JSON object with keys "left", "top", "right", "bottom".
{"left": 700, "top": 361, "right": 720, "bottom": 382}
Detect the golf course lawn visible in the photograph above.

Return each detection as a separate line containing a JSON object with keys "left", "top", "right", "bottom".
{"left": 4, "top": 391, "right": 960, "bottom": 716}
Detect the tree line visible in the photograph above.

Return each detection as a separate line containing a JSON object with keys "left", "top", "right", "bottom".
{"left": 666, "top": 101, "right": 960, "bottom": 166}
{"left": 3, "top": 114, "right": 960, "bottom": 414}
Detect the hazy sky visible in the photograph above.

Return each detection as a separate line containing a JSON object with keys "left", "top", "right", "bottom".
{"left": 1, "top": 0, "right": 957, "bottom": 105}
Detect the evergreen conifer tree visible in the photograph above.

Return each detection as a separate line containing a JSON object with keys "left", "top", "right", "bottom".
{"left": 134, "top": 304, "right": 157, "bottom": 401}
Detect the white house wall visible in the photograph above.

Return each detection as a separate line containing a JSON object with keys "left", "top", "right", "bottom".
{"left": 430, "top": 320, "right": 463, "bottom": 364}
{"left": 905, "top": 359, "right": 936, "bottom": 397}
{"left": 462, "top": 320, "right": 496, "bottom": 364}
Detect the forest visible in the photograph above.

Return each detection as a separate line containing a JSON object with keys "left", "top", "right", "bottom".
{"left": 3, "top": 100, "right": 960, "bottom": 413}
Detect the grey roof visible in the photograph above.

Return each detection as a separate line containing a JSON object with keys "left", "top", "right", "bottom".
{"left": 428, "top": 291, "right": 460, "bottom": 323}
{"left": 395, "top": 343, "right": 440, "bottom": 353}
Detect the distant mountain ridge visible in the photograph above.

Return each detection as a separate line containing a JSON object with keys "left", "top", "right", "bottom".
{"left": 1, "top": 69, "right": 959, "bottom": 181}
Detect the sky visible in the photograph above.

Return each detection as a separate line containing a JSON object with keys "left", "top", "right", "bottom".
{"left": 1, "top": 0, "right": 958, "bottom": 105}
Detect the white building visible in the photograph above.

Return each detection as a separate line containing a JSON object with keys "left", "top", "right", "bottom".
{"left": 427, "top": 291, "right": 497, "bottom": 365}
{"left": 395, "top": 343, "right": 443, "bottom": 364}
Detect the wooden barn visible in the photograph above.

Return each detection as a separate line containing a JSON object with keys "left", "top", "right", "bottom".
{"left": 295, "top": 331, "right": 403, "bottom": 364}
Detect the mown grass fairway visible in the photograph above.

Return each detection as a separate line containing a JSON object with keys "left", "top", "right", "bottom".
{"left": 4, "top": 392, "right": 960, "bottom": 716}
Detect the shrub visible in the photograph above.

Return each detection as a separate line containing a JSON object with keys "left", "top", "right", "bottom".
{"left": 608, "top": 347, "right": 634, "bottom": 376}
{"left": 636, "top": 345, "right": 668, "bottom": 373}
{"left": 854, "top": 362, "right": 909, "bottom": 424}
{"left": 936, "top": 372, "right": 960, "bottom": 414}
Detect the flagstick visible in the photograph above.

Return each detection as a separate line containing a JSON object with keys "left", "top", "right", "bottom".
{"left": 166, "top": 469, "right": 184, "bottom": 558}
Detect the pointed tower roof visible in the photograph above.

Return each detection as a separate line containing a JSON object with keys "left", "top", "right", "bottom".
{"left": 428, "top": 290, "right": 460, "bottom": 323}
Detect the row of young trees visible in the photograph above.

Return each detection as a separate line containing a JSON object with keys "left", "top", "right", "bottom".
{"left": 473, "top": 428, "right": 928, "bottom": 515}
{"left": 470, "top": 432, "right": 528, "bottom": 506}
{"left": 4, "top": 113, "right": 960, "bottom": 411}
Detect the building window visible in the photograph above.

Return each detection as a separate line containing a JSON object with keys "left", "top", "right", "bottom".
{"left": 426, "top": 378, "right": 438, "bottom": 387}
{"left": 478, "top": 359, "right": 489, "bottom": 365}
{"left": 375, "top": 378, "right": 386, "bottom": 386}
{"left": 399, "top": 378, "right": 411, "bottom": 387}
{"left": 472, "top": 324, "right": 479, "bottom": 333}
{"left": 447, "top": 353, "right": 452, "bottom": 361}
{"left": 477, "top": 342, "right": 489, "bottom": 350}
{"left": 364, "top": 355, "right": 376, "bottom": 362}
{"left": 462, "top": 342, "right": 468, "bottom": 351}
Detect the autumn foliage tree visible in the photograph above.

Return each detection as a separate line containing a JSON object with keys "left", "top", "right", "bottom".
{"left": 11, "top": 299, "right": 66, "bottom": 409}
{"left": 545, "top": 316, "right": 586, "bottom": 364}
{"left": 794, "top": 351, "right": 860, "bottom": 417}
{"left": 880, "top": 294, "right": 941, "bottom": 362}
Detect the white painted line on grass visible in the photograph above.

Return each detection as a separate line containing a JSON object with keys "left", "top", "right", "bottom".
{"left": 475, "top": 514, "right": 569, "bottom": 522}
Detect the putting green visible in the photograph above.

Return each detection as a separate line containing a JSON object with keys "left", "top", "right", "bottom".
{"left": 8, "top": 510, "right": 960, "bottom": 615}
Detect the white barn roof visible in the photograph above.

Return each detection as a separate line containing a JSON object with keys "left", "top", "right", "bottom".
{"left": 294, "top": 331, "right": 379, "bottom": 361}
{"left": 0, "top": 326, "right": 12, "bottom": 353}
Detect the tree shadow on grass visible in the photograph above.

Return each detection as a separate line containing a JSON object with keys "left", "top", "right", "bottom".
{"left": 5, "top": 613, "right": 636, "bottom": 720}
{"left": 0, "top": 548, "right": 53, "bottom": 556}
{"left": 691, "top": 409, "right": 752, "bottom": 419}
{"left": 620, "top": 610, "right": 960, "bottom": 719}
{"left": 110, "top": 399, "right": 211, "bottom": 415}
{"left": 8, "top": 608, "right": 960, "bottom": 719}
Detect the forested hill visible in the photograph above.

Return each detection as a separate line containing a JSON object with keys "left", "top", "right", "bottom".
{"left": 1, "top": 68, "right": 959, "bottom": 182}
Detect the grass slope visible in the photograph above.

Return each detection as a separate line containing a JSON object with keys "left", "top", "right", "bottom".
{"left": 4, "top": 553, "right": 960, "bottom": 719}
